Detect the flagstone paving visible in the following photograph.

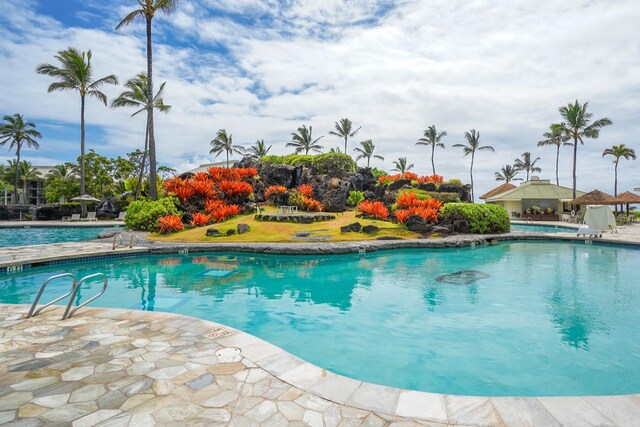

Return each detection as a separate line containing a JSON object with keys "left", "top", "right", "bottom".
{"left": 1, "top": 305, "right": 639, "bottom": 426}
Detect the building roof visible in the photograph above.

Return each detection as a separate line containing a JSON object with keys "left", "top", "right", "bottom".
{"left": 479, "top": 182, "right": 516, "bottom": 200}
{"left": 570, "top": 189, "right": 621, "bottom": 205}
{"left": 486, "top": 179, "right": 585, "bottom": 202}
{"left": 617, "top": 191, "right": 640, "bottom": 204}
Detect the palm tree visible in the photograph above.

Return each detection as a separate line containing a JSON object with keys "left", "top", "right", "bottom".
{"left": 36, "top": 48, "right": 118, "bottom": 206}
{"left": 47, "top": 163, "right": 76, "bottom": 181}
{"left": 287, "top": 125, "right": 324, "bottom": 155}
{"left": 416, "top": 125, "right": 447, "bottom": 175}
{"left": 452, "top": 129, "right": 495, "bottom": 203}
{"left": 116, "top": 0, "right": 179, "bottom": 201}
{"left": 111, "top": 73, "right": 171, "bottom": 199}
{"left": 329, "top": 118, "right": 360, "bottom": 154}
{"left": 210, "top": 129, "right": 244, "bottom": 168}
{"left": 3, "top": 161, "right": 41, "bottom": 204}
{"left": 537, "top": 123, "right": 569, "bottom": 186}
{"left": 602, "top": 144, "right": 636, "bottom": 197}
{"left": 391, "top": 157, "right": 414, "bottom": 174}
{"left": 353, "top": 139, "right": 384, "bottom": 168}
{"left": 494, "top": 164, "right": 522, "bottom": 183}
{"left": 558, "top": 100, "right": 612, "bottom": 200}
{"left": 514, "top": 152, "right": 542, "bottom": 181}
{"left": 0, "top": 114, "right": 42, "bottom": 203}
{"left": 245, "top": 139, "right": 271, "bottom": 159}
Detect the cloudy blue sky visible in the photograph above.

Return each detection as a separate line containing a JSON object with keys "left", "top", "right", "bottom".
{"left": 0, "top": 0, "right": 639, "bottom": 198}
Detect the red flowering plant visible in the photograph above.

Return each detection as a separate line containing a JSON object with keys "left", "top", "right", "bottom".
{"left": 158, "top": 214, "right": 185, "bottom": 234}
{"left": 190, "top": 212, "right": 212, "bottom": 227}
{"left": 357, "top": 200, "right": 389, "bottom": 219}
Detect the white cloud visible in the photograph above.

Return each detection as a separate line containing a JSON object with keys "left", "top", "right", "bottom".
{"left": 1, "top": 0, "right": 639, "bottom": 199}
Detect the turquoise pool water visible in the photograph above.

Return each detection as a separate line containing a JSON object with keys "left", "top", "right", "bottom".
{"left": 1, "top": 241, "right": 639, "bottom": 396}
{"left": 511, "top": 223, "right": 576, "bottom": 233}
{"left": 0, "top": 226, "right": 123, "bottom": 247}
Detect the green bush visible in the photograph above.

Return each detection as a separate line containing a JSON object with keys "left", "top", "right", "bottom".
{"left": 347, "top": 191, "right": 364, "bottom": 207}
{"left": 422, "top": 191, "right": 460, "bottom": 203}
{"left": 44, "top": 178, "right": 80, "bottom": 203}
{"left": 311, "top": 153, "right": 356, "bottom": 173}
{"left": 261, "top": 154, "right": 314, "bottom": 168}
{"left": 371, "top": 168, "right": 387, "bottom": 178}
{"left": 447, "top": 179, "right": 463, "bottom": 185}
{"left": 124, "top": 196, "right": 181, "bottom": 231}
{"left": 440, "top": 203, "right": 510, "bottom": 234}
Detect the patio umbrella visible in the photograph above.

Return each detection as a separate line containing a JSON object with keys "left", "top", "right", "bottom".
{"left": 569, "top": 189, "right": 622, "bottom": 205}
{"left": 616, "top": 191, "right": 640, "bottom": 215}
{"left": 70, "top": 194, "right": 101, "bottom": 202}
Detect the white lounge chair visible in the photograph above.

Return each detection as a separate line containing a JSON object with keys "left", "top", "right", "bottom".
{"left": 82, "top": 212, "right": 98, "bottom": 222}
{"left": 115, "top": 212, "right": 126, "bottom": 221}
{"left": 68, "top": 214, "right": 81, "bottom": 222}
{"left": 577, "top": 226, "right": 599, "bottom": 238}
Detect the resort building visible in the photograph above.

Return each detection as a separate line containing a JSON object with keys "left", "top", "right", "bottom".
{"left": 481, "top": 178, "right": 586, "bottom": 219}
{"left": 2, "top": 165, "right": 54, "bottom": 206}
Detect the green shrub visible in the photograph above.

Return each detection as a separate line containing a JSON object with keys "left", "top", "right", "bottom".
{"left": 311, "top": 153, "right": 356, "bottom": 173}
{"left": 422, "top": 191, "right": 460, "bottom": 203}
{"left": 371, "top": 167, "right": 387, "bottom": 179}
{"left": 447, "top": 179, "right": 463, "bottom": 185}
{"left": 440, "top": 203, "right": 510, "bottom": 234}
{"left": 44, "top": 178, "right": 80, "bottom": 203}
{"left": 288, "top": 190, "right": 305, "bottom": 209}
{"left": 347, "top": 191, "right": 364, "bottom": 207}
{"left": 261, "top": 154, "right": 314, "bottom": 168}
{"left": 124, "top": 196, "right": 181, "bottom": 231}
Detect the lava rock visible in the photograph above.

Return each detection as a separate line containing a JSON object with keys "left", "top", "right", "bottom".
{"left": 452, "top": 219, "right": 470, "bottom": 233}
{"left": 430, "top": 226, "right": 451, "bottom": 236}
{"left": 226, "top": 229, "right": 236, "bottom": 235}
{"left": 388, "top": 179, "right": 412, "bottom": 191}
{"left": 416, "top": 182, "right": 437, "bottom": 191}
{"left": 97, "top": 229, "right": 120, "bottom": 239}
{"left": 340, "top": 222, "right": 362, "bottom": 232}
{"left": 259, "top": 163, "right": 296, "bottom": 187}
{"left": 406, "top": 215, "right": 432, "bottom": 234}
{"left": 295, "top": 232, "right": 311, "bottom": 237}
{"left": 206, "top": 228, "right": 221, "bottom": 237}
{"left": 362, "top": 225, "right": 380, "bottom": 234}
{"left": 237, "top": 224, "right": 251, "bottom": 234}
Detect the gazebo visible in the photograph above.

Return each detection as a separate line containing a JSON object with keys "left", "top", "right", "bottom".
{"left": 616, "top": 191, "right": 640, "bottom": 216}
{"left": 569, "top": 189, "right": 622, "bottom": 206}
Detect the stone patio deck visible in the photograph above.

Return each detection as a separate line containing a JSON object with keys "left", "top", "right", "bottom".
{"left": 1, "top": 305, "right": 640, "bottom": 426}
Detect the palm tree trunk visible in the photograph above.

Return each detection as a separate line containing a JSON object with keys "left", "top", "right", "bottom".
{"left": 226, "top": 150, "right": 229, "bottom": 168}
{"left": 80, "top": 94, "right": 87, "bottom": 216}
{"left": 470, "top": 152, "right": 475, "bottom": 203}
{"left": 526, "top": 169, "right": 529, "bottom": 182}
{"left": 555, "top": 145, "right": 560, "bottom": 186}
{"left": 13, "top": 145, "right": 20, "bottom": 204}
{"left": 572, "top": 136, "right": 578, "bottom": 200}
{"left": 135, "top": 121, "right": 149, "bottom": 200}
{"left": 344, "top": 137, "right": 347, "bottom": 155}
{"left": 431, "top": 145, "right": 436, "bottom": 175}
{"left": 367, "top": 156, "right": 370, "bottom": 168}
{"left": 614, "top": 161, "right": 619, "bottom": 213}
{"left": 146, "top": 15, "right": 158, "bottom": 201}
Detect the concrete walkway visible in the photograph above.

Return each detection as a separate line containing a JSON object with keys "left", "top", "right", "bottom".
{"left": 2, "top": 305, "right": 640, "bottom": 426}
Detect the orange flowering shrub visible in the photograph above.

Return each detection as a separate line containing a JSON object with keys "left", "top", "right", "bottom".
{"left": 189, "top": 179, "right": 216, "bottom": 199}
{"left": 172, "top": 185, "right": 195, "bottom": 203}
{"left": 217, "top": 180, "right": 253, "bottom": 199}
{"left": 204, "top": 199, "right": 224, "bottom": 213}
{"left": 164, "top": 177, "right": 187, "bottom": 194}
{"left": 208, "top": 167, "right": 257, "bottom": 182}
{"left": 357, "top": 200, "right": 389, "bottom": 219}
{"left": 417, "top": 174, "right": 444, "bottom": 184}
{"left": 264, "top": 185, "right": 287, "bottom": 199}
{"left": 302, "top": 197, "right": 323, "bottom": 212}
{"left": 190, "top": 212, "right": 212, "bottom": 227}
{"left": 212, "top": 204, "right": 242, "bottom": 222}
{"left": 158, "top": 215, "right": 185, "bottom": 233}
{"left": 396, "top": 190, "right": 443, "bottom": 210}
{"left": 377, "top": 172, "right": 420, "bottom": 185}
{"left": 192, "top": 172, "right": 211, "bottom": 181}
{"left": 395, "top": 209, "right": 410, "bottom": 223}
{"left": 407, "top": 207, "right": 439, "bottom": 222}
{"left": 298, "top": 184, "right": 314, "bottom": 197}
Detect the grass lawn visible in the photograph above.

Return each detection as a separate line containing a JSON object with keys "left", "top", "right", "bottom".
{"left": 148, "top": 208, "right": 420, "bottom": 243}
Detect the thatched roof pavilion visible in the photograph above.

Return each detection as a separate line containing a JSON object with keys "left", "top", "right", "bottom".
{"left": 570, "top": 189, "right": 622, "bottom": 205}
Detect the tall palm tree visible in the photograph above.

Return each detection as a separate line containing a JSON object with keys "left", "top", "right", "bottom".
{"left": 558, "top": 100, "right": 612, "bottom": 200}
{"left": 245, "top": 139, "right": 271, "bottom": 159}
{"left": 210, "top": 129, "right": 244, "bottom": 168}
{"left": 602, "top": 144, "right": 636, "bottom": 197}
{"left": 116, "top": 0, "right": 179, "bottom": 201}
{"left": 416, "top": 125, "right": 447, "bottom": 175}
{"left": 111, "top": 73, "right": 171, "bottom": 199}
{"left": 391, "top": 157, "right": 414, "bottom": 174}
{"left": 537, "top": 123, "right": 569, "bottom": 186}
{"left": 353, "top": 139, "right": 384, "bottom": 168}
{"left": 514, "top": 152, "right": 542, "bottom": 181}
{"left": 287, "top": 125, "right": 324, "bottom": 155}
{"left": 453, "top": 129, "right": 495, "bottom": 203}
{"left": 494, "top": 164, "right": 522, "bottom": 183}
{"left": 47, "top": 163, "right": 77, "bottom": 181}
{"left": 36, "top": 48, "right": 118, "bottom": 206}
{"left": 329, "top": 118, "right": 360, "bottom": 154}
{"left": 0, "top": 114, "right": 42, "bottom": 203}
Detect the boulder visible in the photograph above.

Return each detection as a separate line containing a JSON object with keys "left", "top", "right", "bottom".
{"left": 362, "top": 225, "right": 379, "bottom": 234}
{"left": 97, "top": 229, "right": 120, "bottom": 239}
{"left": 417, "top": 182, "right": 437, "bottom": 191}
{"left": 340, "top": 222, "right": 362, "bottom": 232}
{"left": 258, "top": 163, "right": 296, "bottom": 187}
{"left": 96, "top": 198, "right": 120, "bottom": 219}
{"left": 206, "top": 228, "right": 221, "bottom": 237}
{"left": 226, "top": 229, "right": 236, "bottom": 235}
{"left": 358, "top": 168, "right": 377, "bottom": 192}
{"left": 31, "top": 203, "right": 81, "bottom": 221}
{"left": 430, "top": 226, "right": 451, "bottom": 236}
{"left": 452, "top": 219, "right": 470, "bottom": 233}
{"left": 348, "top": 173, "right": 364, "bottom": 192}
{"left": 237, "top": 224, "right": 251, "bottom": 234}
{"left": 307, "top": 175, "right": 351, "bottom": 212}
{"left": 295, "top": 232, "right": 311, "bottom": 237}
{"left": 388, "top": 179, "right": 412, "bottom": 191}
{"left": 363, "top": 190, "right": 377, "bottom": 200}
{"left": 406, "top": 215, "right": 432, "bottom": 234}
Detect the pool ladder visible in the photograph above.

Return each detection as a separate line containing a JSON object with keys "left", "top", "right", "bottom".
{"left": 26, "top": 272, "right": 108, "bottom": 320}
{"left": 113, "top": 233, "right": 139, "bottom": 250}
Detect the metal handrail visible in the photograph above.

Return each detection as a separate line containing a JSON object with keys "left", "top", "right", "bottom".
{"left": 27, "top": 273, "right": 77, "bottom": 318}
{"left": 62, "top": 273, "right": 108, "bottom": 320}
{"left": 129, "top": 234, "right": 139, "bottom": 248}
{"left": 112, "top": 233, "right": 123, "bottom": 250}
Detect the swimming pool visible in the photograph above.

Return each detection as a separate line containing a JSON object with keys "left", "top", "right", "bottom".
{"left": 0, "top": 226, "right": 123, "bottom": 247}
{"left": 511, "top": 223, "right": 577, "bottom": 233}
{"left": 1, "top": 241, "right": 639, "bottom": 396}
